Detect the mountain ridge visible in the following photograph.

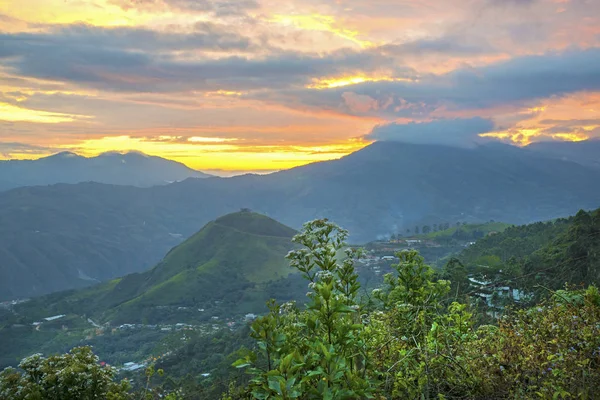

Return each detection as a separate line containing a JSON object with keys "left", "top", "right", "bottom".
{"left": 0, "top": 151, "right": 211, "bottom": 191}
{"left": 526, "top": 139, "right": 600, "bottom": 169}
{"left": 1, "top": 141, "right": 599, "bottom": 300}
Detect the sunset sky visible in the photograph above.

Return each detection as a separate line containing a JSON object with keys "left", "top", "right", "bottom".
{"left": 1, "top": 0, "right": 599, "bottom": 172}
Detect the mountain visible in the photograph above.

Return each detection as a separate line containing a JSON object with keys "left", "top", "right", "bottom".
{"left": 18, "top": 211, "right": 299, "bottom": 324}
{"left": 1, "top": 141, "right": 600, "bottom": 300}
{"left": 0, "top": 183, "right": 186, "bottom": 300}
{"left": 0, "top": 151, "right": 210, "bottom": 190}
{"left": 526, "top": 139, "right": 600, "bottom": 169}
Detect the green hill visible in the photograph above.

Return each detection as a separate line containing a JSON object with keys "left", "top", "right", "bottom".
{"left": 453, "top": 207, "right": 600, "bottom": 301}
{"left": 15, "top": 211, "right": 299, "bottom": 325}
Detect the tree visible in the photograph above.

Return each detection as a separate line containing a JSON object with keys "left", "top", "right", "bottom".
{"left": 433, "top": 224, "right": 438, "bottom": 232}
{"left": 235, "top": 219, "right": 376, "bottom": 399}
{"left": 0, "top": 348, "right": 183, "bottom": 400}
{"left": 370, "top": 250, "right": 478, "bottom": 398}
{"left": 414, "top": 226, "right": 420, "bottom": 234}
{"left": 0, "top": 347, "right": 131, "bottom": 400}
{"left": 390, "top": 233, "right": 397, "bottom": 241}
{"left": 422, "top": 225, "right": 431, "bottom": 234}
{"left": 442, "top": 258, "right": 469, "bottom": 299}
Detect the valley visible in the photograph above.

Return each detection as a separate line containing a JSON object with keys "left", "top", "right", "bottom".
{"left": 2, "top": 141, "right": 600, "bottom": 300}
{"left": 0, "top": 211, "right": 509, "bottom": 369}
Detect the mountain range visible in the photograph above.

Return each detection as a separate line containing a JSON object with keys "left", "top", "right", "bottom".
{"left": 0, "top": 151, "right": 210, "bottom": 191}
{"left": 1, "top": 140, "right": 600, "bottom": 300}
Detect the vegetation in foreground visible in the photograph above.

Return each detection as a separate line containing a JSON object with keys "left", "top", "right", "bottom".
{"left": 2, "top": 215, "right": 600, "bottom": 399}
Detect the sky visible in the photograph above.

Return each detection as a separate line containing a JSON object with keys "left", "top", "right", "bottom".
{"left": 1, "top": 0, "right": 599, "bottom": 172}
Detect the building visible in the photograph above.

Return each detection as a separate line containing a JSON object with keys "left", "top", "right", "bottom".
{"left": 122, "top": 362, "right": 145, "bottom": 372}
{"left": 44, "top": 314, "right": 65, "bottom": 321}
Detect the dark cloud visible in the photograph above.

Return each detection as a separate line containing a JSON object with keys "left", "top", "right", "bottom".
{"left": 256, "top": 47, "right": 600, "bottom": 118}
{"left": 1, "top": 23, "right": 254, "bottom": 53}
{"left": 379, "top": 36, "right": 494, "bottom": 56}
{"left": 2, "top": 21, "right": 600, "bottom": 119}
{"left": 365, "top": 117, "right": 495, "bottom": 147}
{"left": 0, "top": 27, "right": 401, "bottom": 92}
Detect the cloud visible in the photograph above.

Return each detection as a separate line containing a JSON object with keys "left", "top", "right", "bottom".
{"left": 539, "top": 119, "right": 600, "bottom": 127}
{"left": 1, "top": 0, "right": 600, "bottom": 159}
{"left": 379, "top": 36, "right": 494, "bottom": 57}
{"left": 111, "top": 0, "right": 259, "bottom": 15}
{"left": 4, "top": 22, "right": 598, "bottom": 132}
{"left": 486, "top": 0, "right": 536, "bottom": 6}
{"left": 0, "top": 25, "right": 402, "bottom": 93}
{"left": 341, "top": 92, "right": 379, "bottom": 113}
{"left": 3, "top": 16, "right": 598, "bottom": 104}
{"left": 0, "top": 23, "right": 254, "bottom": 53}
{"left": 0, "top": 141, "right": 58, "bottom": 157}
{"left": 365, "top": 117, "right": 496, "bottom": 147}
{"left": 257, "top": 47, "right": 600, "bottom": 119}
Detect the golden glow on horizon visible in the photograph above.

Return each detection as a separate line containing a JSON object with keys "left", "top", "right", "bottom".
{"left": 205, "top": 90, "right": 244, "bottom": 97}
{"left": 552, "top": 133, "right": 589, "bottom": 142}
{"left": 481, "top": 128, "right": 590, "bottom": 145}
{"left": 307, "top": 74, "right": 412, "bottom": 89}
{"left": 270, "top": 14, "right": 373, "bottom": 48}
{"left": 0, "top": 102, "right": 90, "bottom": 123}
{"left": 55, "top": 135, "right": 369, "bottom": 170}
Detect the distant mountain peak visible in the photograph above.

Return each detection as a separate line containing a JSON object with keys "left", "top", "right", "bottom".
{"left": 45, "top": 151, "right": 82, "bottom": 159}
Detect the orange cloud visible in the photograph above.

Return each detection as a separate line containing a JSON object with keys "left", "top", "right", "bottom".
{"left": 307, "top": 74, "right": 412, "bottom": 89}
{"left": 481, "top": 92, "right": 600, "bottom": 145}
{"left": 269, "top": 14, "right": 374, "bottom": 48}
{"left": 0, "top": 102, "right": 92, "bottom": 123}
